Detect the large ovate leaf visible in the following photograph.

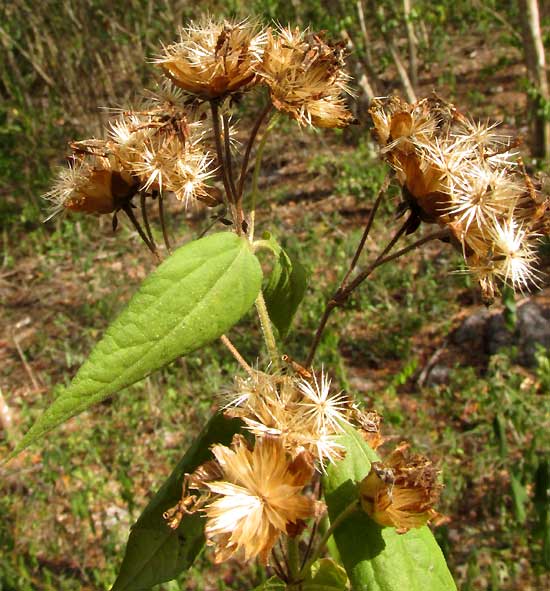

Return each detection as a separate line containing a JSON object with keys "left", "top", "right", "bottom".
{"left": 264, "top": 243, "right": 307, "bottom": 337}
{"left": 324, "top": 425, "right": 456, "bottom": 591}
{"left": 111, "top": 413, "right": 242, "bottom": 591}
{"left": 12, "top": 232, "right": 261, "bottom": 456}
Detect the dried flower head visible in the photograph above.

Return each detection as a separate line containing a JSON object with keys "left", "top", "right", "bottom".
{"left": 258, "top": 27, "right": 353, "bottom": 128}
{"left": 225, "top": 370, "right": 350, "bottom": 467}
{"left": 369, "top": 95, "right": 550, "bottom": 301}
{"left": 43, "top": 150, "right": 138, "bottom": 219}
{"left": 360, "top": 443, "right": 442, "bottom": 533}
{"left": 156, "top": 17, "right": 266, "bottom": 99}
{"left": 203, "top": 435, "right": 317, "bottom": 563}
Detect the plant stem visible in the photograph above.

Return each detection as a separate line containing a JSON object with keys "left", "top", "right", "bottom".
{"left": 300, "top": 500, "right": 359, "bottom": 576}
{"left": 287, "top": 537, "right": 301, "bottom": 582}
{"left": 306, "top": 218, "right": 448, "bottom": 366}
{"left": 220, "top": 334, "right": 254, "bottom": 376}
{"left": 340, "top": 175, "right": 389, "bottom": 289}
{"left": 122, "top": 204, "right": 160, "bottom": 261}
{"left": 237, "top": 102, "right": 273, "bottom": 199}
{"left": 222, "top": 113, "right": 239, "bottom": 208}
{"left": 255, "top": 291, "right": 279, "bottom": 367}
{"left": 158, "top": 193, "right": 172, "bottom": 253}
{"left": 248, "top": 114, "right": 279, "bottom": 241}
{"left": 210, "top": 100, "right": 240, "bottom": 233}
{"left": 140, "top": 191, "right": 155, "bottom": 248}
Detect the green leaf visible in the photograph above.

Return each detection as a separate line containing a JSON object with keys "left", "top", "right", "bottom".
{"left": 12, "top": 232, "right": 261, "bottom": 457}
{"left": 252, "top": 577, "right": 286, "bottom": 591}
{"left": 111, "top": 413, "right": 242, "bottom": 591}
{"left": 303, "top": 558, "right": 350, "bottom": 591}
{"left": 323, "top": 425, "right": 456, "bottom": 591}
{"left": 264, "top": 243, "right": 307, "bottom": 337}
{"left": 510, "top": 472, "right": 528, "bottom": 524}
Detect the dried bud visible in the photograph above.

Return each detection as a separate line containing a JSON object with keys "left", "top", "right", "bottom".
{"left": 360, "top": 443, "right": 442, "bottom": 533}
{"left": 258, "top": 27, "right": 353, "bottom": 128}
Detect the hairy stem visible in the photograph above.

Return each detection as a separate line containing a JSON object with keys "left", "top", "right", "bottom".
{"left": 220, "top": 334, "right": 254, "bottom": 376}
{"left": 300, "top": 500, "right": 360, "bottom": 575}
{"left": 255, "top": 291, "right": 279, "bottom": 367}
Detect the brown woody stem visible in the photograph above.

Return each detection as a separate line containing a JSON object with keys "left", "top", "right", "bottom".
{"left": 305, "top": 217, "right": 449, "bottom": 366}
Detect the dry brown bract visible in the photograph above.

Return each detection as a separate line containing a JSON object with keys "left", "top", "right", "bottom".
{"left": 155, "top": 17, "right": 266, "bottom": 99}
{"left": 258, "top": 27, "right": 354, "bottom": 128}
{"left": 369, "top": 95, "right": 550, "bottom": 302}
{"left": 360, "top": 442, "right": 442, "bottom": 533}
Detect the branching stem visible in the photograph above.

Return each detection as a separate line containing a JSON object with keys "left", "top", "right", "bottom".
{"left": 210, "top": 100, "right": 240, "bottom": 233}
{"left": 122, "top": 204, "right": 160, "bottom": 261}
{"left": 306, "top": 216, "right": 449, "bottom": 366}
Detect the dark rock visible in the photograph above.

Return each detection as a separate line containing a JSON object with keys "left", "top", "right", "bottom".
{"left": 424, "top": 363, "right": 451, "bottom": 386}
{"left": 452, "top": 300, "right": 550, "bottom": 367}
{"left": 516, "top": 302, "right": 550, "bottom": 366}
{"left": 452, "top": 309, "right": 490, "bottom": 349}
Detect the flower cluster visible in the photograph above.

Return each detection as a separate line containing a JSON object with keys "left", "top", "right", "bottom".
{"left": 369, "top": 96, "right": 550, "bottom": 302}
{"left": 44, "top": 18, "right": 353, "bottom": 222}
{"left": 156, "top": 18, "right": 353, "bottom": 127}
{"left": 44, "top": 88, "right": 214, "bottom": 217}
{"left": 165, "top": 367, "right": 441, "bottom": 564}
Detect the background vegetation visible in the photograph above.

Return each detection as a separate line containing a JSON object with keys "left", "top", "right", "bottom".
{"left": 1, "top": 1, "right": 549, "bottom": 590}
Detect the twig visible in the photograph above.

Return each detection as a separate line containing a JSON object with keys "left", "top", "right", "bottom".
{"left": 237, "top": 102, "right": 273, "bottom": 198}
{"left": 122, "top": 204, "right": 160, "bottom": 261}
{"left": 158, "top": 193, "right": 172, "bottom": 253}
{"left": 340, "top": 175, "right": 390, "bottom": 289}
{"left": 220, "top": 335, "right": 254, "bottom": 377}
{"left": 306, "top": 222, "right": 449, "bottom": 366}
{"left": 12, "top": 336, "right": 41, "bottom": 392}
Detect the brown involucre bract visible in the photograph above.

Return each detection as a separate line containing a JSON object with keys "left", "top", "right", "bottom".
{"left": 258, "top": 26, "right": 354, "bottom": 128}
{"left": 369, "top": 95, "right": 550, "bottom": 302}
{"left": 360, "top": 442, "right": 442, "bottom": 533}
{"left": 155, "top": 17, "right": 267, "bottom": 99}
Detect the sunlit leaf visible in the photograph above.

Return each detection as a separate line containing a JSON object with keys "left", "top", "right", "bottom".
{"left": 323, "top": 425, "right": 456, "bottom": 591}
{"left": 11, "top": 232, "right": 261, "bottom": 456}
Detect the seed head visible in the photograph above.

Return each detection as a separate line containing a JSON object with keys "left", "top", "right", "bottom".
{"left": 156, "top": 17, "right": 267, "bottom": 99}
{"left": 258, "top": 27, "right": 353, "bottom": 128}
{"left": 360, "top": 442, "right": 442, "bottom": 533}
{"left": 203, "top": 435, "right": 317, "bottom": 563}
